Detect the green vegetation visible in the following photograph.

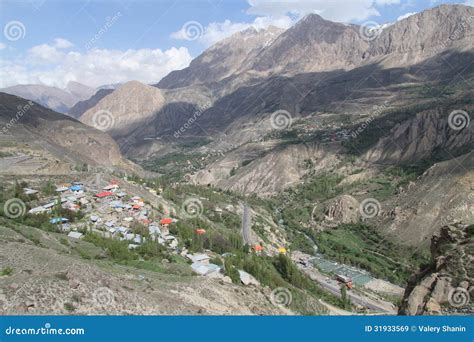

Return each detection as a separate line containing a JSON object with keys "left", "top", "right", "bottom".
{"left": 63, "top": 302, "right": 76, "bottom": 312}
{"left": 224, "top": 252, "right": 345, "bottom": 312}
{"left": 315, "top": 223, "right": 430, "bottom": 285}
{"left": 1, "top": 266, "right": 14, "bottom": 276}
{"left": 0, "top": 151, "right": 14, "bottom": 158}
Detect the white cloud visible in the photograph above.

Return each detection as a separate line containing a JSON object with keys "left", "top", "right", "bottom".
{"left": 246, "top": 0, "right": 399, "bottom": 22}
{"left": 463, "top": 0, "right": 474, "bottom": 6}
{"left": 0, "top": 43, "right": 6, "bottom": 50}
{"left": 397, "top": 12, "right": 417, "bottom": 21}
{"left": 53, "top": 38, "right": 73, "bottom": 49}
{"left": 0, "top": 41, "right": 192, "bottom": 88}
{"left": 171, "top": 16, "right": 293, "bottom": 46}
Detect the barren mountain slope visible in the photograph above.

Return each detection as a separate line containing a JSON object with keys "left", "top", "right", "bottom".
{"left": 80, "top": 81, "right": 165, "bottom": 140}
{"left": 0, "top": 93, "right": 138, "bottom": 175}
{"left": 68, "top": 88, "right": 114, "bottom": 119}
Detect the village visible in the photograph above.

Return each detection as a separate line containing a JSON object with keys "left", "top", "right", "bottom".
{"left": 23, "top": 177, "right": 262, "bottom": 286}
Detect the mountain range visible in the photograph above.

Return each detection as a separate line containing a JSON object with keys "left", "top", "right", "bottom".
{"left": 0, "top": 3, "right": 472, "bottom": 316}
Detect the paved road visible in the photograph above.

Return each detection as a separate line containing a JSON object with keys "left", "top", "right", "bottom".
{"left": 294, "top": 259, "right": 396, "bottom": 314}
{"left": 241, "top": 203, "right": 251, "bottom": 245}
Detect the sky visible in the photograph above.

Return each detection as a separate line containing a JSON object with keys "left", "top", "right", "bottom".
{"left": 0, "top": 0, "right": 472, "bottom": 89}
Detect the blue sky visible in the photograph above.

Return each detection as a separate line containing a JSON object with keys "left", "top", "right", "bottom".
{"left": 0, "top": 0, "right": 472, "bottom": 88}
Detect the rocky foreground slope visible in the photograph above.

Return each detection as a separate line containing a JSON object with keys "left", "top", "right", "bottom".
{"left": 399, "top": 223, "right": 473, "bottom": 315}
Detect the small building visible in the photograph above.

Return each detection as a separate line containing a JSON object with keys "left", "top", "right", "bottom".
{"left": 67, "top": 231, "right": 83, "bottom": 239}
{"left": 69, "top": 185, "right": 83, "bottom": 192}
{"left": 23, "top": 188, "right": 39, "bottom": 195}
{"left": 160, "top": 218, "right": 173, "bottom": 226}
{"left": 50, "top": 217, "right": 69, "bottom": 224}
{"left": 187, "top": 253, "right": 210, "bottom": 265}
{"left": 95, "top": 191, "right": 114, "bottom": 198}
{"left": 28, "top": 206, "right": 46, "bottom": 214}
{"left": 90, "top": 215, "right": 100, "bottom": 223}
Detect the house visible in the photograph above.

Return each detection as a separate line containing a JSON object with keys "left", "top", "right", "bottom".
{"left": 56, "top": 186, "right": 69, "bottom": 192}
{"left": 95, "top": 191, "right": 114, "bottom": 198}
{"left": 149, "top": 225, "right": 161, "bottom": 235}
{"left": 23, "top": 188, "right": 39, "bottom": 195}
{"left": 238, "top": 270, "right": 260, "bottom": 286}
{"left": 160, "top": 218, "right": 172, "bottom": 226}
{"left": 67, "top": 231, "right": 83, "bottom": 239}
{"left": 69, "top": 185, "right": 83, "bottom": 192}
{"left": 105, "top": 220, "right": 115, "bottom": 228}
{"left": 191, "top": 262, "right": 221, "bottom": 276}
{"left": 187, "top": 253, "right": 210, "bottom": 265}
{"left": 133, "top": 235, "right": 143, "bottom": 244}
{"left": 50, "top": 217, "right": 69, "bottom": 224}
{"left": 28, "top": 206, "right": 46, "bottom": 214}
{"left": 116, "top": 192, "right": 126, "bottom": 198}
{"left": 90, "top": 215, "right": 100, "bottom": 222}
{"left": 103, "top": 184, "right": 119, "bottom": 191}
{"left": 191, "top": 262, "right": 209, "bottom": 275}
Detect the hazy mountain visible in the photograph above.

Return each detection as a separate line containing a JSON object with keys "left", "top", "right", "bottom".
{"left": 68, "top": 88, "right": 114, "bottom": 119}
{"left": 0, "top": 81, "right": 95, "bottom": 114}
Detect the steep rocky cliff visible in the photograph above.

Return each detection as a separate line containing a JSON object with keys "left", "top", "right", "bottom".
{"left": 399, "top": 223, "right": 473, "bottom": 315}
